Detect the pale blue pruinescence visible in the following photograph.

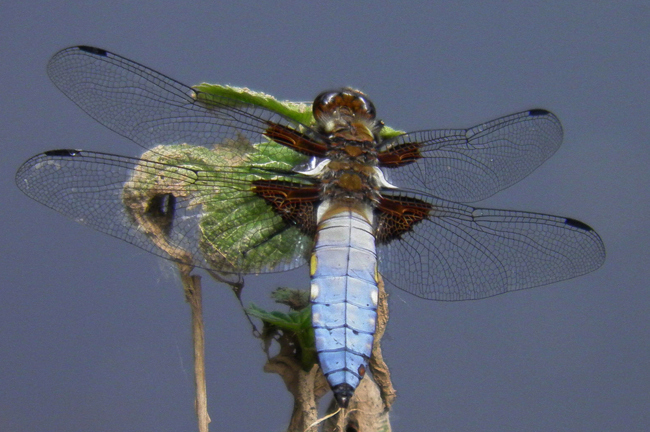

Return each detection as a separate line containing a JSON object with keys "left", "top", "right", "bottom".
{"left": 311, "top": 202, "right": 379, "bottom": 389}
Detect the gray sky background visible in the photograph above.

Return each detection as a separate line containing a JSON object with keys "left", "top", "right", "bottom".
{"left": 1, "top": 2, "right": 648, "bottom": 431}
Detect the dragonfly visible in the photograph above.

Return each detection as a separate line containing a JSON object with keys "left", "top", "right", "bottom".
{"left": 16, "top": 46, "right": 606, "bottom": 408}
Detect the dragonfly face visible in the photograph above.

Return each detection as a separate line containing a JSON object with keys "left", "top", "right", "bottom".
{"left": 313, "top": 88, "right": 380, "bottom": 142}
{"left": 16, "top": 46, "right": 606, "bottom": 408}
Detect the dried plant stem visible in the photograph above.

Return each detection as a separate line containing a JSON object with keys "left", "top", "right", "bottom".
{"left": 178, "top": 264, "right": 211, "bottom": 432}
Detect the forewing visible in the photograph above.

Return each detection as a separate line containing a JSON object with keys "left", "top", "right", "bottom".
{"left": 16, "top": 149, "right": 313, "bottom": 274}
{"left": 376, "top": 190, "right": 605, "bottom": 300}
{"left": 378, "top": 110, "right": 563, "bottom": 202}
{"left": 47, "top": 46, "right": 320, "bottom": 153}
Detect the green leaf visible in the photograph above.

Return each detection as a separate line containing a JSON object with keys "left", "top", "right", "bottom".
{"left": 246, "top": 302, "right": 316, "bottom": 369}
{"left": 193, "top": 83, "right": 314, "bottom": 126}
{"left": 122, "top": 141, "right": 312, "bottom": 273}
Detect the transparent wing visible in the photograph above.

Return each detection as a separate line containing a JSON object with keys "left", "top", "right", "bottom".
{"left": 377, "top": 190, "right": 605, "bottom": 300}
{"left": 47, "top": 46, "right": 319, "bottom": 153}
{"left": 16, "top": 149, "right": 313, "bottom": 274}
{"left": 379, "top": 110, "right": 563, "bottom": 202}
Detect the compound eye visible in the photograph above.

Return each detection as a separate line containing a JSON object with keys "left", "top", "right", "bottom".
{"left": 313, "top": 88, "right": 376, "bottom": 122}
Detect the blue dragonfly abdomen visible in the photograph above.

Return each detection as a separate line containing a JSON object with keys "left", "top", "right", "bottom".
{"left": 310, "top": 200, "right": 379, "bottom": 408}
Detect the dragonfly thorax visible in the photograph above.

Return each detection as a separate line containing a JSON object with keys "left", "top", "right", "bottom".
{"left": 318, "top": 158, "right": 383, "bottom": 204}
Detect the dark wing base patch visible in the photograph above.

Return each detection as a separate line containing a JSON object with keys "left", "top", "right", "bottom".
{"left": 252, "top": 180, "right": 321, "bottom": 235}
{"left": 375, "top": 194, "right": 432, "bottom": 243}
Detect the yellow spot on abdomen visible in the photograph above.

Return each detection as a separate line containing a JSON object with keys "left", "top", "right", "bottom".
{"left": 310, "top": 254, "right": 318, "bottom": 276}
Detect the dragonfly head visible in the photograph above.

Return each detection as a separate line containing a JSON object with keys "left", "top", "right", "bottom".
{"left": 313, "top": 88, "right": 383, "bottom": 143}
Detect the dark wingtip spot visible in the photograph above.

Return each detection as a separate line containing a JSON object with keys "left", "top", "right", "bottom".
{"left": 44, "top": 149, "right": 80, "bottom": 157}
{"left": 528, "top": 109, "right": 550, "bottom": 116}
{"left": 78, "top": 46, "right": 107, "bottom": 56}
{"left": 332, "top": 383, "right": 355, "bottom": 408}
{"left": 565, "top": 218, "right": 593, "bottom": 231}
